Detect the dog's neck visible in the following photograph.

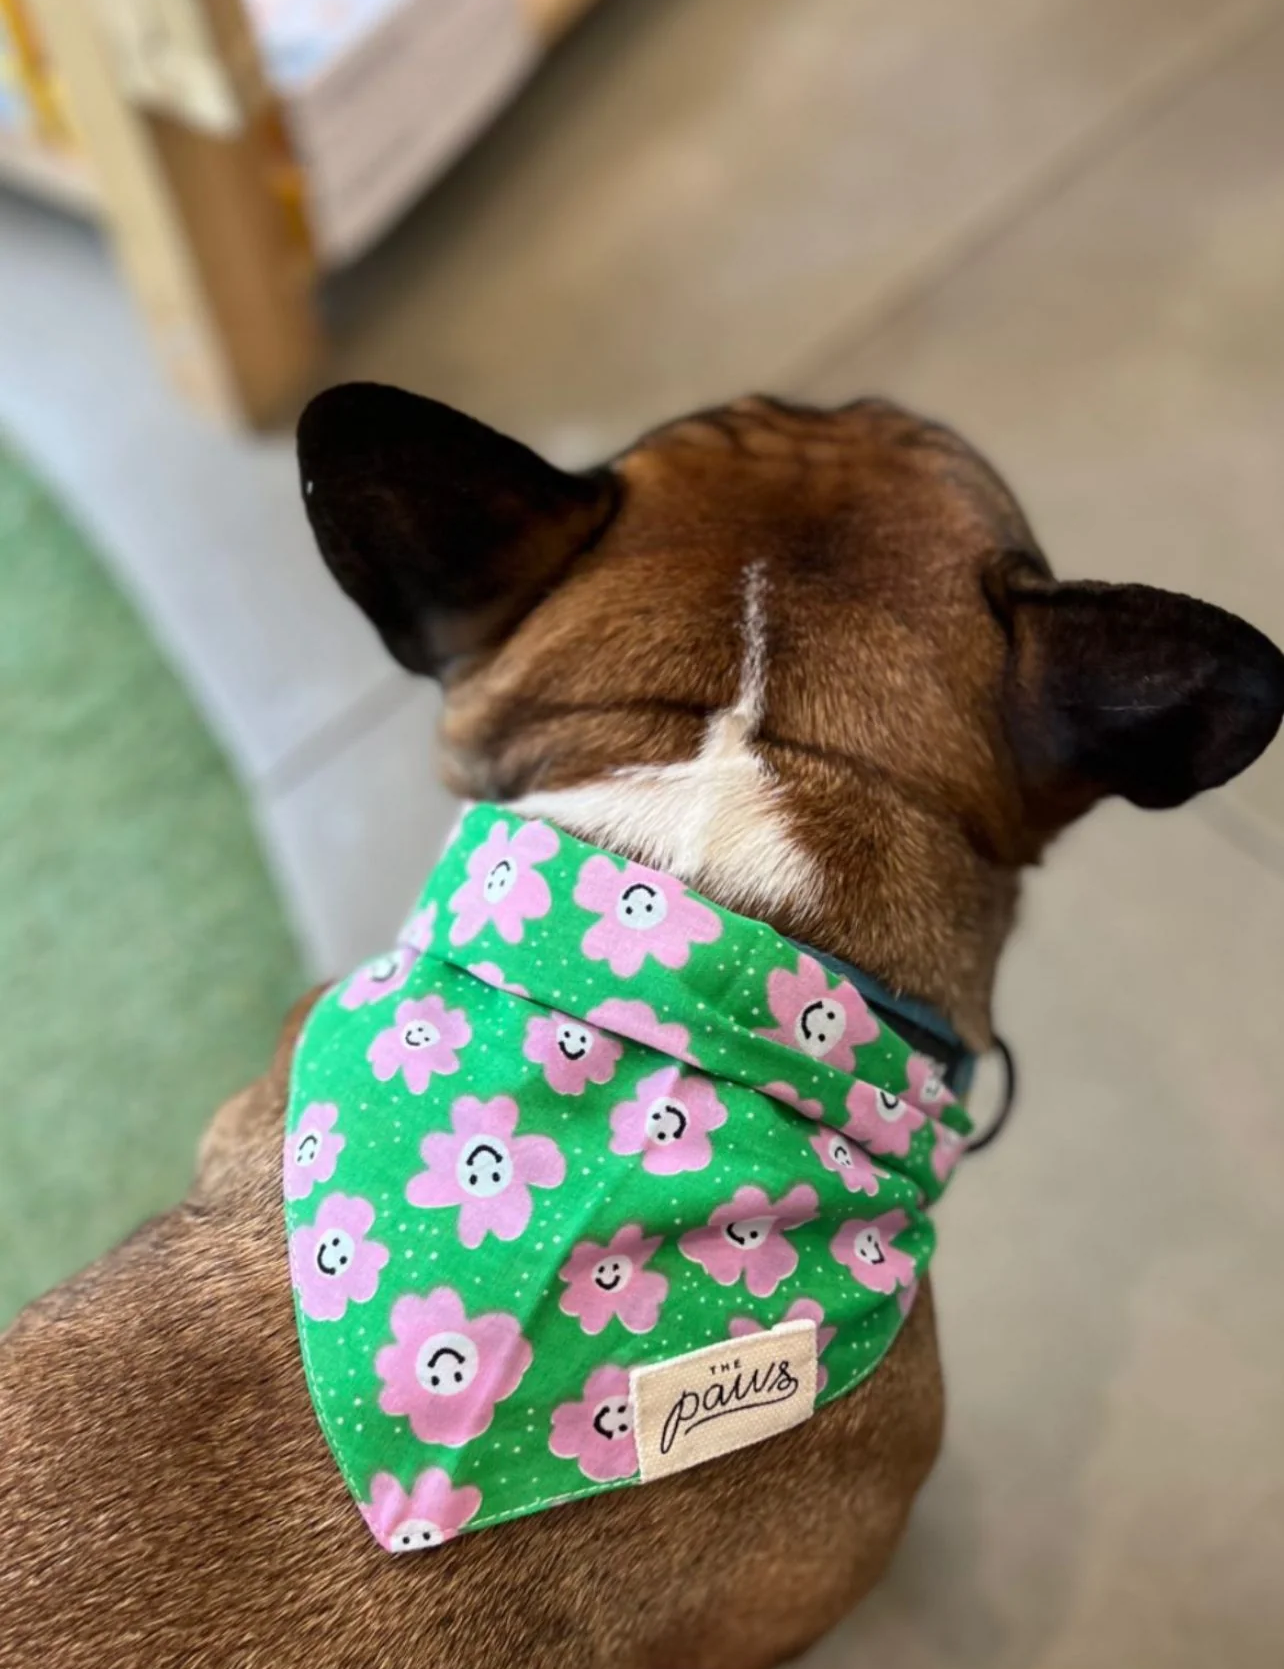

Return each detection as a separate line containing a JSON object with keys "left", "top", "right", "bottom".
{"left": 500, "top": 564, "right": 1016, "bottom": 1052}
{"left": 508, "top": 770, "right": 1014, "bottom": 1054}
{"left": 510, "top": 562, "right": 818, "bottom": 914}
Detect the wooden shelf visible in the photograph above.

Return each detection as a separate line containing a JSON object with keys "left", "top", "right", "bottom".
{"left": 0, "top": 128, "right": 99, "bottom": 215}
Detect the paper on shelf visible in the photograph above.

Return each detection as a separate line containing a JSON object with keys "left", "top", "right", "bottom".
{"left": 246, "top": 0, "right": 538, "bottom": 265}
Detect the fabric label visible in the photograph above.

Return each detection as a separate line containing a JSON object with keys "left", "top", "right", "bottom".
{"left": 631, "top": 1320, "right": 817, "bottom": 1483}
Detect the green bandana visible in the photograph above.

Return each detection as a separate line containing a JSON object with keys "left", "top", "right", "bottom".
{"left": 284, "top": 804, "right": 972, "bottom": 1553}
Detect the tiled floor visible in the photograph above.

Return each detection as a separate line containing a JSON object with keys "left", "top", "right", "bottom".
{"left": 3, "top": 0, "right": 1284, "bottom": 1661}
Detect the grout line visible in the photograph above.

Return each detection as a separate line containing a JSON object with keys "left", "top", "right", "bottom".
{"left": 776, "top": 0, "right": 1284, "bottom": 396}
{"left": 257, "top": 669, "right": 427, "bottom": 800}
{"left": 1193, "top": 793, "right": 1284, "bottom": 890}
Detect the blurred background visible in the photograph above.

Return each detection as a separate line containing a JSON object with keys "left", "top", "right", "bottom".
{"left": 2, "top": 1, "right": 1283, "bottom": 1664}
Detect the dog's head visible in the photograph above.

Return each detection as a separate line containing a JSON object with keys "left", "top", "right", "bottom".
{"left": 298, "top": 385, "right": 1284, "bottom": 1039}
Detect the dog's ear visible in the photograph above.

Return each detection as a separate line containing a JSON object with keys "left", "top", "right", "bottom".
{"left": 297, "top": 382, "right": 619, "bottom": 676}
{"left": 987, "top": 559, "right": 1284, "bottom": 818}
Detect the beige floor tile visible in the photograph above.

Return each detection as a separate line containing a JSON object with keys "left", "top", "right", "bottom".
{"left": 259, "top": 680, "right": 460, "bottom": 973}
{"left": 796, "top": 802, "right": 1284, "bottom": 1668}
{"left": 798, "top": 11, "right": 1284, "bottom": 858}
{"left": 327, "top": 0, "right": 1272, "bottom": 464}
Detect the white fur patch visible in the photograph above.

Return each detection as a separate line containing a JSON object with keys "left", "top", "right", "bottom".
{"left": 734, "top": 558, "right": 769, "bottom": 730}
{"left": 513, "top": 562, "right": 820, "bottom": 917}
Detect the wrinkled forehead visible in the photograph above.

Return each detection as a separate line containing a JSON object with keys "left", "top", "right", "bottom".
{"left": 613, "top": 395, "right": 1040, "bottom": 580}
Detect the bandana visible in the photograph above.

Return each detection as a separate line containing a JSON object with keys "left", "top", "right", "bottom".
{"left": 284, "top": 804, "right": 973, "bottom": 1553}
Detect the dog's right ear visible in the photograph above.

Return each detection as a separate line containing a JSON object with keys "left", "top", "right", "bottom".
{"left": 297, "top": 383, "right": 619, "bottom": 677}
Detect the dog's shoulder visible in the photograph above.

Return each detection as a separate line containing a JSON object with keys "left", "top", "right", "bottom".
{"left": 194, "top": 984, "right": 329, "bottom": 1200}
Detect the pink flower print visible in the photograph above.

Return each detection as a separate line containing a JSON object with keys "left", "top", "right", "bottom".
{"left": 375, "top": 1286, "right": 532, "bottom": 1446}
{"left": 406, "top": 1095, "right": 565, "bottom": 1248}
{"left": 905, "top": 1051, "right": 955, "bottom": 1113}
{"left": 830, "top": 1210, "right": 916, "bottom": 1295}
{"left": 466, "top": 962, "right": 530, "bottom": 998}
{"left": 549, "top": 1365, "right": 638, "bottom": 1482}
{"left": 728, "top": 1297, "right": 837, "bottom": 1393}
{"left": 523, "top": 1012, "right": 622, "bottom": 1096}
{"left": 339, "top": 943, "right": 418, "bottom": 1010}
{"left": 575, "top": 856, "right": 721, "bottom": 978}
{"left": 809, "top": 1127, "right": 884, "bottom": 1195}
{"left": 609, "top": 1065, "right": 727, "bottom": 1175}
{"left": 368, "top": 995, "right": 471, "bottom": 1095}
{"left": 448, "top": 820, "right": 558, "bottom": 946}
{"left": 558, "top": 1224, "right": 667, "bottom": 1335}
{"left": 760, "top": 1080, "right": 825, "bottom": 1120}
{"left": 758, "top": 954, "right": 878, "bottom": 1073}
{"left": 283, "top": 1101, "right": 344, "bottom": 1201}
{"left": 586, "top": 997, "right": 697, "bottom": 1064}
{"left": 679, "top": 1183, "right": 818, "bottom": 1297}
{"left": 897, "top": 1278, "right": 920, "bottom": 1319}
{"left": 361, "top": 1468, "right": 481, "bottom": 1554}
{"left": 397, "top": 901, "right": 438, "bottom": 954}
{"left": 931, "top": 1120, "right": 966, "bottom": 1184}
{"left": 289, "top": 1193, "right": 389, "bottom": 1321}
{"left": 843, "top": 1081, "right": 926, "bottom": 1158}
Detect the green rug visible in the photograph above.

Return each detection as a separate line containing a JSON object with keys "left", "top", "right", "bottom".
{"left": 0, "top": 439, "right": 303, "bottom": 1324}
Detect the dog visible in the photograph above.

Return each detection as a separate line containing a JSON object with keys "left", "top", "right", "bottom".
{"left": 2, "top": 388, "right": 1281, "bottom": 1669}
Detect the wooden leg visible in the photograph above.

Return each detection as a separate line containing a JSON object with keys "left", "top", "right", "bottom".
{"left": 147, "top": 101, "right": 320, "bottom": 424}
{"left": 521, "top": 0, "right": 602, "bottom": 42}
{"left": 26, "top": 0, "right": 321, "bottom": 426}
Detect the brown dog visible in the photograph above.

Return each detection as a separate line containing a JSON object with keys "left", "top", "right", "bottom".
{"left": 2, "top": 391, "right": 1281, "bottom": 1669}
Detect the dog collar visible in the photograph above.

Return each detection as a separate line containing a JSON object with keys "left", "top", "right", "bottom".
{"left": 284, "top": 805, "right": 974, "bottom": 1554}
{"left": 786, "top": 940, "right": 976, "bottom": 1095}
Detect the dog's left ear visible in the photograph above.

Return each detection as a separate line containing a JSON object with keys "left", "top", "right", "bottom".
{"left": 987, "top": 560, "right": 1284, "bottom": 818}
{"left": 297, "top": 382, "right": 619, "bottom": 676}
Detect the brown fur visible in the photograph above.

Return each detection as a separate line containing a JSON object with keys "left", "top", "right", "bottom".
{"left": 441, "top": 397, "right": 1042, "bottom": 1044}
{"left": 2, "top": 394, "right": 1280, "bottom": 1668}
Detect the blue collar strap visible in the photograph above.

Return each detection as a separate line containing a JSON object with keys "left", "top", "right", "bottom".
{"left": 788, "top": 940, "right": 1019, "bottom": 1154}
{"left": 787, "top": 939, "right": 976, "bottom": 1096}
